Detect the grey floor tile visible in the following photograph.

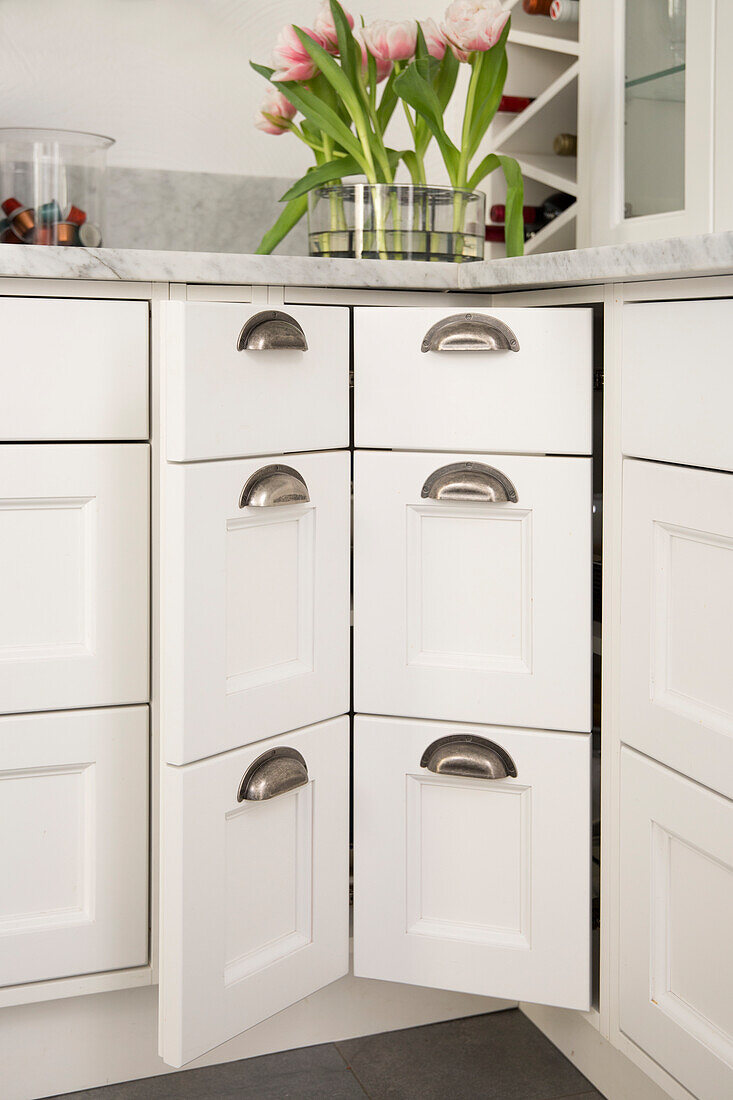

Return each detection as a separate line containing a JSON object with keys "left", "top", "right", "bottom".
{"left": 49, "top": 1041, "right": 367, "bottom": 1100}
{"left": 335, "top": 1009, "right": 597, "bottom": 1100}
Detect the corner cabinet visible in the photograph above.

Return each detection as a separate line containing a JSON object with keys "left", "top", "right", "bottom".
{"left": 156, "top": 301, "right": 595, "bottom": 1067}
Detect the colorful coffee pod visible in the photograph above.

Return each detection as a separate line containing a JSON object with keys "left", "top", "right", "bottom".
{"left": 66, "top": 205, "right": 87, "bottom": 227}
{"left": 1, "top": 197, "right": 35, "bottom": 240}
{"left": 38, "top": 200, "right": 62, "bottom": 224}
{"left": 78, "top": 221, "right": 102, "bottom": 247}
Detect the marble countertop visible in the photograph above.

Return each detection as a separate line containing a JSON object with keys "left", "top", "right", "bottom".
{"left": 2, "top": 231, "right": 733, "bottom": 291}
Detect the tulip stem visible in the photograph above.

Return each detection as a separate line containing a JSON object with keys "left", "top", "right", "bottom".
{"left": 458, "top": 51, "right": 482, "bottom": 188}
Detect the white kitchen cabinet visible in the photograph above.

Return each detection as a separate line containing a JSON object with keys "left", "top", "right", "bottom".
{"left": 161, "top": 449, "right": 350, "bottom": 765}
{"left": 355, "top": 306, "right": 592, "bottom": 455}
{"left": 0, "top": 443, "right": 149, "bottom": 715}
{"left": 0, "top": 297, "right": 149, "bottom": 441}
{"left": 354, "top": 716, "right": 591, "bottom": 1010}
{"left": 159, "top": 716, "right": 349, "bottom": 1067}
{"left": 0, "top": 705, "right": 149, "bottom": 988}
{"left": 354, "top": 450, "right": 592, "bottom": 734}
{"left": 621, "top": 458, "right": 733, "bottom": 797}
{"left": 620, "top": 747, "right": 733, "bottom": 1100}
{"left": 622, "top": 300, "right": 733, "bottom": 472}
{"left": 163, "top": 302, "right": 349, "bottom": 462}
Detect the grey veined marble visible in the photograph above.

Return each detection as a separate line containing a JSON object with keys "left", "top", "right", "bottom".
{"left": 105, "top": 167, "right": 309, "bottom": 256}
{"left": 1, "top": 227, "right": 733, "bottom": 291}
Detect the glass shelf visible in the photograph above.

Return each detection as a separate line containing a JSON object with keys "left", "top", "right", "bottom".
{"left": 625, "top": 63, "right": 685, "bottom": 91}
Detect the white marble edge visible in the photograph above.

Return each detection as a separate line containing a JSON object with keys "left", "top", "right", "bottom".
{"left": 1, "top": 232, "right": 733, "bottom": 290}
{"left": 459, "top": 231, "right": 733, "bottom": 290}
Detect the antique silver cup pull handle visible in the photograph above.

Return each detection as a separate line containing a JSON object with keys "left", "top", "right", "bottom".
{"left": 239, "top": 464, "right": 310, "bottom": 508}
{"left": 421, "top": 461, "right": 518, "bottom": 503}
{"left": 238, "top": 747, "right": 309, "bottom": 802}
{"left": 420, "top": 735, "right": 518, "bottom": 781}
{"left": 421, "top": 313, "right": 520, "bottom": 353}
{"left": 237, "top": 310, "right": 308, "bottom": 352}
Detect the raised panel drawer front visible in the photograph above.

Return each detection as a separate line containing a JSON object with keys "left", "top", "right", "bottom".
{"left": 620, "top": 749, "right": 733, "bottom": 1100}
{"left": 0, "top": 706, "right": 149, "bottom": 988}
{"left": 354, "top": 451, "right": 592, "bottom": 733}
{"left": 354, "top": 306, "right": 592, "bottom": 453}
{"left": 0, "top": 297, "right": 148, "bottom": 440}
{"left": 162, "top": 450, "right": 350, "bottom": 765}
{"left": 0, "top": 444, "right": 149, "bottom": 714}
{"left": 160, "top": 716, "right": 349, "bottom": 1067}
{"left": 622, "top": 300, "right": 733, "bottom": 471}
{"left": 621, "top": 459, "right": 733, "bottom": 797}
{"left": 354, "top": 716, "right": 591, "bottom": 1009}
{"left": 163, "top": 302, "right": 349, "bottom": 461}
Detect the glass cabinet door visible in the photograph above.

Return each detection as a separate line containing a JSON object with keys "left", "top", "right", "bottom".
{"left": 624, "top": 0, "right": 686, "bottom": 220}
{"left": 581, "top": 0, "right": 715, "bottom": 245}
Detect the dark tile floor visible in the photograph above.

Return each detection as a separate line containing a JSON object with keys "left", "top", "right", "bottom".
{"left": 51, "top": 1009, "right": 605, "bottom": 1100}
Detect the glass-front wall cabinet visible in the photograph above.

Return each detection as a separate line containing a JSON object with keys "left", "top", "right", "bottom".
{"left": 581, "top": 0, "right": 715, "bottom": 245}
{"left": 624, "top": 0, "right": 686, "bottom": 220}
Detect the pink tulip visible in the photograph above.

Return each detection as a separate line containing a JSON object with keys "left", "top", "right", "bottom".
{"left": 314, "top": 0, "right": 355, "bottom": 52}
{"left": 354, "top": 29, "right": 393, "bottom": 82}
{"left": 441, "top": 0, "right": 510, "bottom": 57}
{"left": 271, "top": 23, "right": 326, "bottom": 82}
{"left": 254, "top": 89, "right": 297, "bottom": 134}
{"left": 363, "top": 19, "right": 418, "bottom": 62}
{"left": 421, "top": 17, "right": 447, "bottom": 59}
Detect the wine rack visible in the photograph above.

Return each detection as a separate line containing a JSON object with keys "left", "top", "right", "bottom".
{"left": 485, "top": 0, "right": 581, "bottom": 257}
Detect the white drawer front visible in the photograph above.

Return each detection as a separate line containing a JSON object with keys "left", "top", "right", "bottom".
{"left": 620, "top": 748, "right": 733, "bottom": 1100}
{"left": 622, "top": 299, "right": 733, "bottom": 471}
{"left": 0, "top": 706, "right": 148, "bottom": 988}
{"left": 0, "top": 297, "right": 148, "bottom": 441}
{"left": 160, "top": 717, "right": 349, "bottom": 1067}
{"left": 164, "top": 302, "right": 349, "bottom": 461}
{"left": 621, "top": 459, "right": 733, "bottom": 797}
{"left": 354, "top": 451, "right": 592, "bottom": 733}
{"left": 354, "top": 306, "right": 592, "bottom": 454}
{"left": 162, "top": 450, "right": 350, "bottom": 765}
{"left": 354, "top": 716, "right": 591, "bottom": 1010}
{"left": 0, "top": 444, "right": 149, "bottom": 714}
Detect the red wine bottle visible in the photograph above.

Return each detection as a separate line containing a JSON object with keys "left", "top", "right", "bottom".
{"left": 490, "top": 204, "right": 545, "bottom": 225}
{"left": 497, "top": 95, "right": 535, "bottom": 113}
{"left": 485, "top": 225, "right": 537, "bottom": 243}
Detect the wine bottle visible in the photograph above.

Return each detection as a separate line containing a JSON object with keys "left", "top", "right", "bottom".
{"left": 553, "top": 132, "right": 577, "bottom": 156}
{"left": 497, "top": 95, "right": 535, "bottom": 113}
{"left": 489, "top": 203, "right": 545, "bottom": 225}
{"left": 550, "top": 0, "right": 579, "bottom": 21}
{"left": 485, "top": 225, "right": 537, "bottom": 243}
{"left": 489, "top": 192, "right": 574, "bottom": 230}
{"left": 522, "top": 0, "right": 553, "bottom": 14}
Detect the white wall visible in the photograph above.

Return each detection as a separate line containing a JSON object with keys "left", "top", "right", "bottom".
{"left": 0, "top": 0, "right": 463, "bottom": 180}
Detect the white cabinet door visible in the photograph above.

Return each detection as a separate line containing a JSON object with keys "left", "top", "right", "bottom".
{"left": 0, "top": 706, "right": 149, "bottom": 987}
{"left": 159, "top": 716, "right": 349, "bottom": 1068}
{"left": 621, "top": 459, "right": 733, "bottom": 797}
{"left": 354, "top": 451, "right": 592, "bottom": 733}
{"left": 620, "top": 748, "right": 733, "bottom": 1100}
{"left": 163, "top": 302, "right": 349, "bottom": 461}
{"left": 354, "top": 716, "right": 591, "bottom": 1010}
{"left": 0, "top": 297, "right": 148, "bottom": 441}
{"left": 354, "top": 306, "right": 592, "bottom": 455}
{"left": 622, "top": 301, "right": 733, "bottom": 473}
{"left": 162, "top": 450, "right": 350, "bottom": 765}
{"left": 0, "top": 444, "right": 149, "bottom": 714}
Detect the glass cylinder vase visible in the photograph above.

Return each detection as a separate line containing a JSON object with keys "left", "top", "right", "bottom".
{"left": 307, "top": 183, "right": 485, "bottom": 262}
